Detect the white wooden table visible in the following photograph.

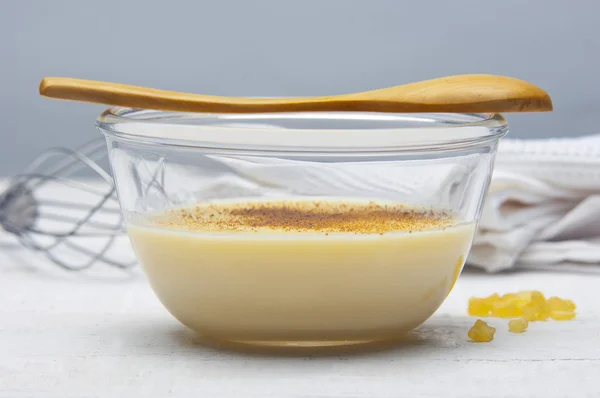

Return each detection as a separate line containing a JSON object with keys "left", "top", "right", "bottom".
{"left": 1, "top": 179, "right": 599, "bottom": 397}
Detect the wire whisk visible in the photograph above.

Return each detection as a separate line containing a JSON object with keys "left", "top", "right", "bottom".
{"left": 0, "top": 139, "right": 137, "bottom": 271}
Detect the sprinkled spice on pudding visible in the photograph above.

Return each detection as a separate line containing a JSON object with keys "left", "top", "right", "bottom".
{"left": 151, "top": 200, "right": 453, "bottom": 234}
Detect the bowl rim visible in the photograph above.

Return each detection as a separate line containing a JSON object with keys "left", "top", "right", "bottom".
{"left": 97, "top": 107, "right": 508, "bottom": 153}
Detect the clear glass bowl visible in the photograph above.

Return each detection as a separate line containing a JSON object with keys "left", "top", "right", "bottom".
{"left": 98, "top": 109, "right": 507, "bottom": 348}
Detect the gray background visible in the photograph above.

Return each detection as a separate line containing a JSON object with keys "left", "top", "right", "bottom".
{"left": 2, "top": 0, "right": 599, "bottom": 175}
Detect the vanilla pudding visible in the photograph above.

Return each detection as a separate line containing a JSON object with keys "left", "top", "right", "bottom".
{"left": 127, "top": 199, "right": 475, "bottom": 346}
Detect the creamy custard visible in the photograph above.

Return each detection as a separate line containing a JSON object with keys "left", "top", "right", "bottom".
{"left": 127, "top": 199, "right": 475, "bottom": 346}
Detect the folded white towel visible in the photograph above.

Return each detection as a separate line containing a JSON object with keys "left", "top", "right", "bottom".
{"left": 468, "top": 134, "right": 600, "bottom": 272}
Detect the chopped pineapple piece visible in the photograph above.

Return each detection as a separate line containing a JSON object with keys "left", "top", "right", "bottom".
{"left": 550, "top": 311, "right": 576, "bottom": 321}
{"left": 546, "top": 297, "right": 576, "bottom": 312}
{"left": 467, "top": 293, "right": 499, "bottom": 317}
{"left": 468, "top": 319, "right": 496, "bottom": 343}
{"left": 530, "top": 291, "right": 546, "bottom": 306}
{"left": 491, "top": 301, "right": 522, "bottom": 318}
{"left": 508, "top": 318, "right": 529, "bottom": 333}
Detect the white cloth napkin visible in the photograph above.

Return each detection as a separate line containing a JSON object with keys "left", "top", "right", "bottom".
{"left": 468, "top": 134, "right": 600, "bottom": 272}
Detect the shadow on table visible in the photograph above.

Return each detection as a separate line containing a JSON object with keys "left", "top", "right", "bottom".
{"left": 160, "top": 315, "right": 468, "bottom": 358}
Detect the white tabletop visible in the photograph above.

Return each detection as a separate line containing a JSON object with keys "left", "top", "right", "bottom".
{"left": 1, "top": 179, "right": 600, "bottom": 397}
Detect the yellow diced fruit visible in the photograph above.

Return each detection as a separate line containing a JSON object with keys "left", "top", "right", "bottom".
{"left": 501, "top": 293, "right": 519, "bottom": 301}
{"left": 550, "top": 311, "right": 576, "bottom": 321}
{"left": 516, "top": 291, "right": 534, "bottom": 301}
{"left": 563, "top": 300, "right": 576, "bottom": 311}
{"left": 468, "top": 319, "right": 496, "bottom": 343}
{"left": 468, "top": 294, "right": 499, "bottom": 316}
{"left": 468, "top": 291, "right": 576, "bottom": 323}
{"left": 468, "top": 298, "right": 492, "bottom": 317}
{"left": 491, "top": 301, "right": 523, "bottom": 318}
{"left": 515, "top": 299, "right": 531, "bottom": 310}
{"left": 530, "top": 291, "right": 546, "bottom": 306}
{"left": 508, "top": 318, "right": 529, "bottom": 333}
{"left": 522, "top": 307, "right": 537, "bottom": 321}
{"left": 546, "top": 297, "right": 576, "bottom": 312}
{"left": 522, "top": 304, "right": 550, "bottom": 321}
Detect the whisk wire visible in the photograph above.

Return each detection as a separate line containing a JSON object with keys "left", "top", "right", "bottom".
{"left": 0, "top": 138, "right": 137, "bottom": 271}
{"left": 39, "top": 199, "right": 121, "bottom": 214}
{"left": 22, "top": 140, "right": 109, "bottom": 180}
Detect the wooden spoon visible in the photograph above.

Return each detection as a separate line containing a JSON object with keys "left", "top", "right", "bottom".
{"left": 39, "top": 74, "right": 552, "bottom": 114}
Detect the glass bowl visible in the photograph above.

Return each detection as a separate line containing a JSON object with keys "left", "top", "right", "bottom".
{"left": 98, "top": 109, "right": 507, "bottom": 348}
